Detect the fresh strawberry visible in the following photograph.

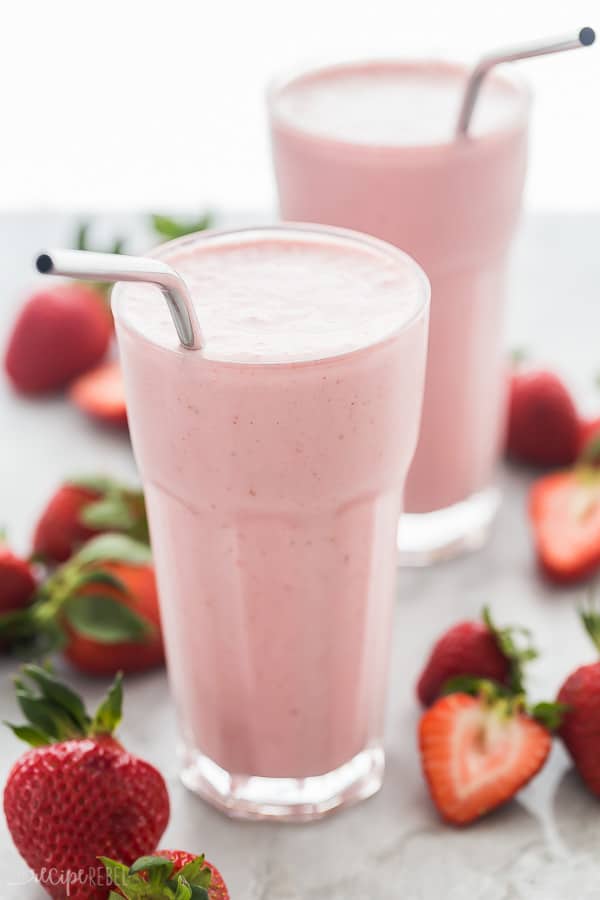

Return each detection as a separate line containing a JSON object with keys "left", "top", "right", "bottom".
{"left": 416, "top": 607, "right": 536, "bottom": 706}
{"left": 506, "top": 367, "right": 579, "bottom": 467}
{"left": 33, "top": 476, "right": 148, "bottom": 563}
{"left": 0, "top": 541, "right": 36, "bottom": 615}
{"left": 102, "top": 849, "right": 229, "bottom": 900}
{"left": 529, "top": 466, "right": 600, "bottom": 582}
{"left": 69, "top": 360, "right": 128, "bottom": 426}
{"left": 557, "top": 605, "right": 600, "bottom": 796}
{"left": 0, "top": 533, "right": 163, "bottom": 675}
{"left": 419, "top": 689, "right": 552, "bottom": 825}
{"left": 3, "top": 667, "right": 169, "bottom": 900}
{"left": 5, "top": 283, "right": 112, "bottom": 394}
{"left": 64, "top": 559, "right": 163, "bottom": 675}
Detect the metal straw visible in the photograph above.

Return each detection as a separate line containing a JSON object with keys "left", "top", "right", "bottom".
{"left": 456, "top": 26, "right": 595, "bottom": 137}
{"left": 36, "top": 249, "right": 203, "bottom": 349}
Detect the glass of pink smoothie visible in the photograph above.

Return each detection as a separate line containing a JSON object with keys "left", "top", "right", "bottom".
{"left": 268, "top": 60, "right": 530, "bottom": 563}
{"left": 112, "top": 224, "right": 429, "bottom": 820}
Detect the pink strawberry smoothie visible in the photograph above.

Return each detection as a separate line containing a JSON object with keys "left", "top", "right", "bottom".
{"left": 112, "top": 226, "right": 429, "bottom": 805}
{"left": 269, "top": 60, "right": 530, "bottom": 551}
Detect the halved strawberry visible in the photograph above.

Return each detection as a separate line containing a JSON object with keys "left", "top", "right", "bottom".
{"left": 529, "top": 467, "right": 600, "bottom": 582}
{"left": 69, "top": 360, "right": 127, "bottom": 427}
{"left": 419, "top": 691, "right": 552, "bottom": 825}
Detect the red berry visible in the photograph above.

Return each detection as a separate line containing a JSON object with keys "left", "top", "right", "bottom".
{"left": 3, "top": 671, "right": 169, "bottom": 900}
{"left": 529, "top": 469, "right": 600, "bottom": 583}
{"left": 0, "top": 542, "right": 36, "bottom": 615}
{"left": 63, "top": 561, "right": 164, "bottom": 676}
{"left": 506, "top": 368, "right": 579, "bottom": 467}
{"left": 419, "top": 693, "right": 551, "bottom": 825}
{"left": 5, "top": 283, "right": 112, "bottom": 394}
{"left": 33, "top": 483, "right": 101, "bottom": 563}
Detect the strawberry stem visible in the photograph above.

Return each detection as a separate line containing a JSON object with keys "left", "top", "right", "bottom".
{"left": 482, "top": 606, "right": 538, "bottom": 695}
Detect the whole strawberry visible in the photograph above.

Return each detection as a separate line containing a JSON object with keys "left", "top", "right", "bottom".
{"left": 557, "top": 605, "right": 600, "bottom": 796}
{"left": 33, "top": 475, "right": 148, "bottom": 563}
{"left": 102, "top": 849, "right": 229, "bottom": 899}
{"left": 0, "top": 533, "right": 163, "bottom": 675}
{"left": 416, "top": 608, "right": 537, "bottom": 706}
{"left": 419, "top": 686, "right": 553, "bottom": 826}
{"left": 5, "top": 283, "right": 112, "bottom": 394}
{"left": 4, "top": 667, "right": 169, "bottom": 900}
{"left": 0, "top": 540, "right": 36, "bottom": 615}
{"left": 506, "top": 366, "right": 579, "bottom": 467}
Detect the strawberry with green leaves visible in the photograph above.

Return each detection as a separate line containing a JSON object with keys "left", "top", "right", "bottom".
{"left": 0, "top": 533, "right": 163, "bottom": 675}
{"left": 33, "top": 475, "right": 148, "bottom": 564}
{"left": 3, "top": 667, "right": 169, "bottom": 900}
{"left": 416, "top": 607, "right": 537, "bottom": 706}
{"left": 102, "top": 850, "right": 229, "bottom": 900}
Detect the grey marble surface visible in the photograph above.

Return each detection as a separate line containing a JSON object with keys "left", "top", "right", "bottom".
{"left": 1, "top": 213, "right": 600, "bottom": 898}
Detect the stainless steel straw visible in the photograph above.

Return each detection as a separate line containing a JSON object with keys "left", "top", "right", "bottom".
{"left": 36, "top": 249, "right": 203, "bottom": 350}
{"left": 456, "top": 26, "right": 595, "bottom": 137}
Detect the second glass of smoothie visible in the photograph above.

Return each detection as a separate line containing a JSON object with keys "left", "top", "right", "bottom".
{"left": 269, "top": 60, "right": 530, "bottom": 562}
{"left": 112, "top": 224, "right": 429, "bottom": 820}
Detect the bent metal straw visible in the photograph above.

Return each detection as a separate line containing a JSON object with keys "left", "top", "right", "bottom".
{"left": 457, "top": 26, "right": 595, "bottom": 136}
{"left": 36, "top": 248, "right": 203, "bottom": 350}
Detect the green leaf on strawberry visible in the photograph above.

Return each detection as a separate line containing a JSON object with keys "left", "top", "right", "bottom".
{"left": 5, "top": 666, "right": 123, "bottom": 746}
{"left": 101, "top": 854, "right": 212, "bottom": 900}
{"left": 151, "top": 212, "right": 213, "bottom": 241}
{"left": 76, "top": 533, "right": 152, "bottom": 566}
{"left": 91, "top": 672, "right": 123, "bottom": 737}
{"left": 482, "top": 606, "right": 538, "bottom": 695}
{"left": 64, "top": 593, "right": 154, "bottom": 644}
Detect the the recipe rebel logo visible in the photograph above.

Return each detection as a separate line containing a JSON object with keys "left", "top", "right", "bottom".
{"left": 8, "top": 864, "right": 120, "bottom": 895}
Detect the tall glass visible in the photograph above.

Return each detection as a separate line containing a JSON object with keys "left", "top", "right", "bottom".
{"left": 268, "top": 60, "right": 530, "bottom": 563}
{"left": 112, "top": 225, "right": 429, "bottom": 820}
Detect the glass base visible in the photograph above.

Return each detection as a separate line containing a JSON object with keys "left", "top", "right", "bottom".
{"left": 398, "top": 486, "right": 500, "bottom": 566}
{"left": 179, "top": 742, "right": 384, "bottom": 822}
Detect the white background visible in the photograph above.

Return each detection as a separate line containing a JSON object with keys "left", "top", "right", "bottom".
{"left": 2, "top": 0, "right": 598, "bottom": 214}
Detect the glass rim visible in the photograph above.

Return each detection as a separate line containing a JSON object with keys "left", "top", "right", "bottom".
{"left": 112, "top": 222, "right": 431, "bottom": 367}
{"left": 267, "top": 56, "right": 532, "bottom": 154}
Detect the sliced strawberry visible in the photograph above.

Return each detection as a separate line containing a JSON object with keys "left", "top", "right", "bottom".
{"left": 506, "top": 368, "right": 579, "bottom": 468}
{"left": 529, "top": 468, "right": 600, "bottom": 582}
{"left": 419, "top": 692, "right": 551, "bottom": 825}
{"left": 69, "top": 360, "right": 127, "bottom": 427}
